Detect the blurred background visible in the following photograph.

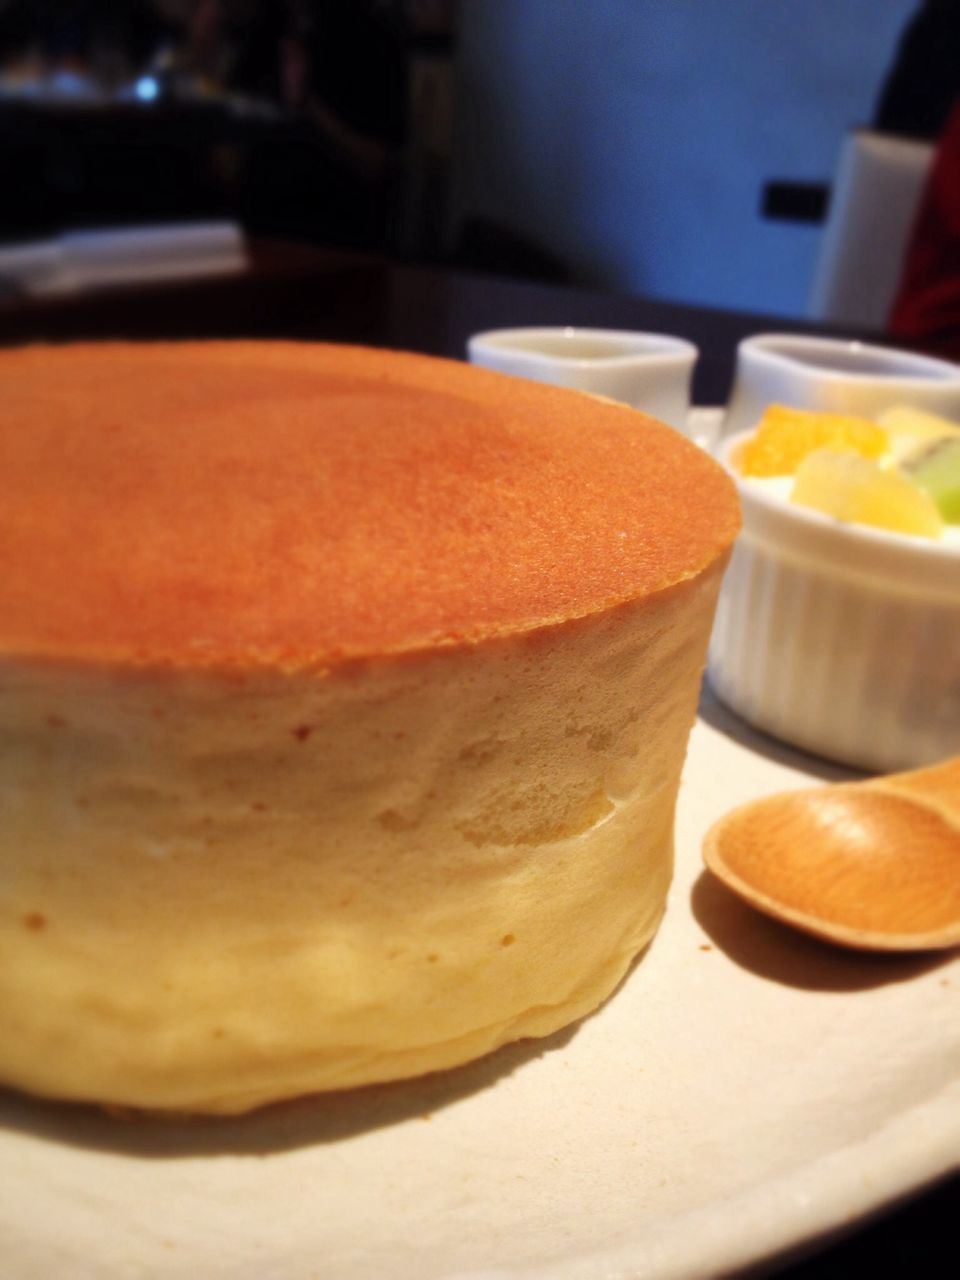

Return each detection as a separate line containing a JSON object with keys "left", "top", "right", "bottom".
{"left": 0, "top": 0, "right": 956, "bottom": 322}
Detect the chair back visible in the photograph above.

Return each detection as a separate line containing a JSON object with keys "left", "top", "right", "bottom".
{"left": 808, "top": 129, "right": 934, "bottom": 328}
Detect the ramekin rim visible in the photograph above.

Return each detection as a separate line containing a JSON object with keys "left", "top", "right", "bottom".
{"left": 467, "top": 326, "right": 699, "bottom": 367}
{"left": 719, "top": 428, "right": 960, "bottom": 566}
{"left": 737, "top": 332, "right": 960, "bottom": 386}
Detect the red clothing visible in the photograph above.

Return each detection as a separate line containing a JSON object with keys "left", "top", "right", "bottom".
{"left": 889, "top": 101, "right": 960, "bottom": 357}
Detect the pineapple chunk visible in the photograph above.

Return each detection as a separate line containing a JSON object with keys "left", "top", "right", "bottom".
{"left": 790, "top": 448, "right": 943, "bottom": 539}
{"left": 739, "top": 404, "right": 888, "bottom": 477}
{"left": 876, "top": 404, "right": 960, "bottom": 439}
{"left": 877, "top": 404, "right": 960, "bottom": 466}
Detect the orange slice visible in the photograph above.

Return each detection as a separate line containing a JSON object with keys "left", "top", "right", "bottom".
{"left": 739, "top": 404, "right": 888, "bottom": 477}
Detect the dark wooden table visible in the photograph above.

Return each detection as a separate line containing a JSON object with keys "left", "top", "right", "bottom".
{"left": 0, "top": 240, "right": 955, "bottom": 1278}
{"left": 0, "top": 238, "right": 862, "bottom": 406}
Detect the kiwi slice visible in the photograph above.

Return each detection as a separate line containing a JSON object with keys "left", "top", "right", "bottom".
{"left": 903, "top": 437, "right": 960, "bottom": 523}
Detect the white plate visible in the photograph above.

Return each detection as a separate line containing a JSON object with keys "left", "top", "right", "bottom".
{"left": 2, "top": 686, "right": 957, "bottom": 1279}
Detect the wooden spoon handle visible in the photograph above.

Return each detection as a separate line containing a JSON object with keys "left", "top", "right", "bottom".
{"left": 702, "top": 754, "right": 960, "bottom": 951}
{"left": 863, "top": 756, "right": 960, "bottom": 826}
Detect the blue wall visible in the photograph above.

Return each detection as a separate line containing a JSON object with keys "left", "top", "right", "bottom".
{"left": 455, "top": 0, "right": 917, "bottom": 316}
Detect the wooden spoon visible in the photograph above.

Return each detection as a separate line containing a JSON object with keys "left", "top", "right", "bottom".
{"left": 702, "top": 756, "right": 960, "bottom": 951}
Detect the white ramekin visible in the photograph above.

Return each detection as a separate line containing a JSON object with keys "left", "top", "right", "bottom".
{"left": 724, "top": 334, "right": 960, "bottom": 438}
{"left": 707, "top": 431, "right": 960, "bottom": 773}
{"left": 467, "top": 327, "right": 698, "bottom": 431}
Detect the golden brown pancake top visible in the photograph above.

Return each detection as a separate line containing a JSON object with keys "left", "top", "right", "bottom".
{"left": 0, "top": 341, "right": 740, "bottom": 669}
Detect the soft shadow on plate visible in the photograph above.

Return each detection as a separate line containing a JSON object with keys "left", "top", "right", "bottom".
{"left": 0, "top": 1021, "right": 578, "bottom": 1158}
{"left": 698, "top": 680, "right": 867, "bottom": 784}
{"left": 691, "top": 870, "right": 950, "bottom": 992}
{"left": 0, "top": 940, "right": 658, "bottom": 1158}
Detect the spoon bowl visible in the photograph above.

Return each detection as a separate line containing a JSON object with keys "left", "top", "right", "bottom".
{"left": 702, "top": 756, "right": 960, "bottom": 951}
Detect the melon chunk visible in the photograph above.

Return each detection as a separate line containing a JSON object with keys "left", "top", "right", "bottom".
{"left": 790, "top": 448, "right": 943, "bottom": 539}
{"left": 903, "top": 436, "right": 960, "bottom": 522}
